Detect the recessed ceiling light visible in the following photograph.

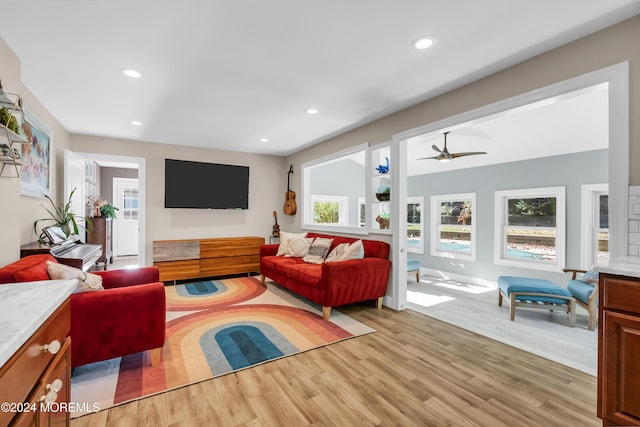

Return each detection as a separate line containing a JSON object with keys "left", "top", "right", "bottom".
{"left": 412, "top": 36, "right": 436, "bottom": 50}
{"left": 130, "top": 120, "right": 142, "bottom": 126}
{"left": 306, "top": 108, "right": 319, "bottom": 115}
{"left": 260, "top": 138, "right": 269, "bottom": 143}
{"left": 122, "top": 69, "right": 142, "bottom": 78}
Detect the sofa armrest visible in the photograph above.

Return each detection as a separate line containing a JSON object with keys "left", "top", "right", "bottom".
{"left": 70, "top": 281, "right": 166, "bottom": 367}
{"left": 94, "top": 266, "right": 160, "bottom": 289}
{"left": 260, "top": 244, "right": 279, "bottom": 257}
{"left": 320, "top": 258, "right": 391, "bottom": 306}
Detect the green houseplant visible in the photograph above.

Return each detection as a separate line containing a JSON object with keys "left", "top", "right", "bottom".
{"left": 33, "top": 187, "right": 92, "bottom": 243}
{"left": 99, "top": 203, "right": 119, "bottom": 219}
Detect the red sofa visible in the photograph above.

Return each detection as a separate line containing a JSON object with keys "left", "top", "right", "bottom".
{"left": 0, "top": 254, "right": 166, "bottom": 368}
{"left": 260, "top": 232, "right": 391, "bottom": 320}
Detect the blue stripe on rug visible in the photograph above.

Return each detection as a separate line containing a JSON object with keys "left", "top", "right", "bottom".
{"left": 179, "top": 280, "right": 226, "bottom": 296}
{"left": 214, "top": 325, "right": 284, "bottom": 369}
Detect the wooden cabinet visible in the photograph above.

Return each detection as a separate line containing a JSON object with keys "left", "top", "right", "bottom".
{"left": 598, "top": 273, "right": 640, "bottom": 426}
{"left": 0, "top": 299, "right": 71, "bottom": 427}
{"left": 153, "top": 236, "right": 265, "bottom": 282}
{"left": 86, "top": 217, "right": 112, "bottom": 270}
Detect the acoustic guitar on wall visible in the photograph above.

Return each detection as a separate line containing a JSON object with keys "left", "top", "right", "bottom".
{"left": 284, "top": 164, "right": 297, "bottom": 215}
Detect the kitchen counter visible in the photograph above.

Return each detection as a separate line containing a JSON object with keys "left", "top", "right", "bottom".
{"left": 0, "top": 279, "right": 77, "bottom": 366}
{"left": 593, "top": 256, "right": 640, "bottom": 279}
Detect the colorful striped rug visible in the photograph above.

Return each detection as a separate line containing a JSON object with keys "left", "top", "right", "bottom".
{"left": 70, "top": 277, "right": 375, "bottom": 417}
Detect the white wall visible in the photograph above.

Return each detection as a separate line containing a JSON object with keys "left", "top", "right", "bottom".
{"left": 69, "top": 134, "right": 286, "bottom": 266}
{"left": 408, "top": 149, "right": 608, "bottom": 284}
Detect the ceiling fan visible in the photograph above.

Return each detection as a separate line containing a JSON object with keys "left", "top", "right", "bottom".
{"left": 418, "top": 131, "right": 487, "bottom": 163}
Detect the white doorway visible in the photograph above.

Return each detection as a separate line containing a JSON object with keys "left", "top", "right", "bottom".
{"left": 390, "top": 62, "right": 628, "bottom": 311}
{"left": 64, "top": 150, "right": 147, "bottom": 265}
{"left": 113, "top": 177, "right": 139, "bottom": 256}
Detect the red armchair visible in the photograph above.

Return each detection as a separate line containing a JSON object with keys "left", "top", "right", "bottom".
{"left": 0, "top": 254, "right": 166, "bottom": 368}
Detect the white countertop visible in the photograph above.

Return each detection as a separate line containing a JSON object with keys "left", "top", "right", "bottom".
{"left": 0, "top": 279, "right": 78, "bottom": 367}
{"left": 593, "top": 256, "right": 640, "bottom": 279}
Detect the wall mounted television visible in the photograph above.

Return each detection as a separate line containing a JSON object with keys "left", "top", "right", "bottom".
{"left": 164, "top": 159, "right": 249, "bottom": 209}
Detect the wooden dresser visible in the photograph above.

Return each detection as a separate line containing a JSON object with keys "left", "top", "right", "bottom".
{"left": 153, "top": 236, "right": 265, "bottom": 282}
{"left": 86, "top": 217, "right": 113, "bottom": 270}
{"left": 0, "top": 280, "right": 76, "bottom": 427}
{"left": 595, "top": 258, "right": 640, "bottom": 426}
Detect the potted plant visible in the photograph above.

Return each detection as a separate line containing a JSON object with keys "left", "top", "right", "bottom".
{"left": 33, "top": 187, "right": 92, "bottom": 243}
{"left": 99, "top": 203, "right": 119, "bottom": 219}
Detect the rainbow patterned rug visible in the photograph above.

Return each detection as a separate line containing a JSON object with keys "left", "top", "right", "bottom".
{"left": 70, "top": 277, "right": 375, "bottom": 417}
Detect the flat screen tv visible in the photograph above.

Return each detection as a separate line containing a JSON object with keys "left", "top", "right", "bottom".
{"left": 164, "top": 159, "right": 249, "bottom": 209}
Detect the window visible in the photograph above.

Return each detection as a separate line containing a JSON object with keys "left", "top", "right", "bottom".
{"left": 431, "top": 193, "right": 476, "bottom": 260}
{"left": 122, "top": 186, "right": 139, "bottom": 221}
{"left": 310, "top": 195, "right": 348, "bottom": 225}
{"left": 407, "top": 196, "right": 424, "bottom": 253}
{"left": 581, "top": 184, "right": 608, "bottom": 267}
{"left": 302, "top": 144, "right": 367, "bottom": 233}
{"left": 494, "top": 187, "right": 565, "bottom": 271}
{"left": 358, "top": 196, "right": 366, "bottom": 228}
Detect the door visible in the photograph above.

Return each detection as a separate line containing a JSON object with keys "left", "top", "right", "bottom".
{"left": 113, "top": 178, "right": 139, "bottom": 256}
{"left": 63, "top": 150, "right": 87, "bottom": 242}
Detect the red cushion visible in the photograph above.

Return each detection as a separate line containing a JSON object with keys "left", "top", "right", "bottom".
{"left": 0, "top": 254, "right": 56, "bottom": 284}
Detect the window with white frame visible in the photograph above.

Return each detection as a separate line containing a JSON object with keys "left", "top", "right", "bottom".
{"left": 407, "top": 196, "right": 424, "bottom": 254}
{"left": 431, "top": 193, "right": 476, "bottom": 260}
{"left": 494, "top": 187, "right": 565, "bottom": 271}
{"left": 358, "top": 196, "right": 366, "bottom": 228}
{"left": 302, "top": 144, "right": 367, "bottom": 234}
{"left": 122, "top": 186, "right": 139, "bottom": 220}
{"left": 310, "top": 195, "right": 348, "bottom": 225}
{"left": 581, "top": 184, "right": 608, "bottom": 267}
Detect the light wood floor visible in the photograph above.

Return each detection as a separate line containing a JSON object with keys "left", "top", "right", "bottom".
{"left": 407, "top": 274, "right": 597, "bottom": 376}
{"left": 71, "top": 302, "right": 599, "bottom": 426}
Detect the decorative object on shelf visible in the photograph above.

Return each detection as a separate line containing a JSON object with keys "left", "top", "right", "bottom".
{"left": 272, "top": 210, "right": 280, "bottom": 237}
{"left": 375, "top": 157, "right": 390, "bottom": 174}
{"left": 375, "top": 185, "right": 390, "bottom": 201}
{"left": 87, "top": 196, "right": 118, "bottom": 219}
{"left": 284, "top": 164, "right": 297, "bottom": 215}
{"left": 100, "top": 203, "right": 119, "bottom": 219}
{"left": 20, "top": 108, "right": 51, "bottom": 197}
{"left": 33, "top": 187, "right": 92, "bottom": 243}
{"left": 0, "top": 107, "right": 21, "bottom": 135}
{"left": 376, "top": 214, "right": 390, "bottom": 229}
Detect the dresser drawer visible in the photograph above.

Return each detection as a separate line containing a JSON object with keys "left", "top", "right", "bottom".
{"left": 0, "top": 299, "right": 70, "bottom": 427}
{"left": 602, "top": 274, "right": 640, "bottom": 313}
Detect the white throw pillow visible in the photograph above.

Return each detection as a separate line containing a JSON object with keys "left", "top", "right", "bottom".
{"left": 325, "top": 243, "right": 350, "bottom": 263}
{"left": 340, "top": 239, "right": 365, "bottom": 261}
{"left": 276, "top": 231, "right": 308, "bottom": 256}
{"left": 308, "top": 237, "right": 334, "bottom": 259}
{"left": 286, "top": 236, "right": 313, "bottom": 257}
{"left": 303, "top": 254, "right": 325, "bottom": 264}
{"left": 47, "top": 261, "right": 104, "bottom": 293}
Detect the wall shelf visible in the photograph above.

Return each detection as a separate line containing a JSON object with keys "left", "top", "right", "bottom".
{"left": 0, "top": 91, "right": 30, "bottom": 178}
{"left": 370, "top": 142, "right": 392, "bottom": 234}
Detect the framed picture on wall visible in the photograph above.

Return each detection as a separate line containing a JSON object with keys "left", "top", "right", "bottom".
{"left": 20, "top": 108, "right": 52, "bottom": 198}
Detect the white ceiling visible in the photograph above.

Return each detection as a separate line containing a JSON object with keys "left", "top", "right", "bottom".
{"left": 0, "top": 1, "right": 638, "bottom": 157}
{"left": 406, "top": 83, "right": 610, "bottom": 176}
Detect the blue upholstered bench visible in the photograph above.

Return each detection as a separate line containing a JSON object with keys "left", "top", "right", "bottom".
{"left": 407, "top": 259, "right": 421, "bottom": 281}
{"left": 497, "top": 276, "right": 576, "bottom": 327}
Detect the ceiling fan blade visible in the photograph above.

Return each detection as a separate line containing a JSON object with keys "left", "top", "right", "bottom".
{"left": 417, "top": 155, "right": 441, "bottom": 160}
{"left": 450, "top": 151, "right": 487, "bottom": 158}
{"left": 432, "top": 144, "right": 442, "bottom": 153}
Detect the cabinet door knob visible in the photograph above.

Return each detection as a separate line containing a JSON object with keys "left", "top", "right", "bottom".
{"left": 41, "top": 379, "right": 63, "bottom": 404}
{"left": 42, "top": 339, "right": 61, "bottom": 355}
